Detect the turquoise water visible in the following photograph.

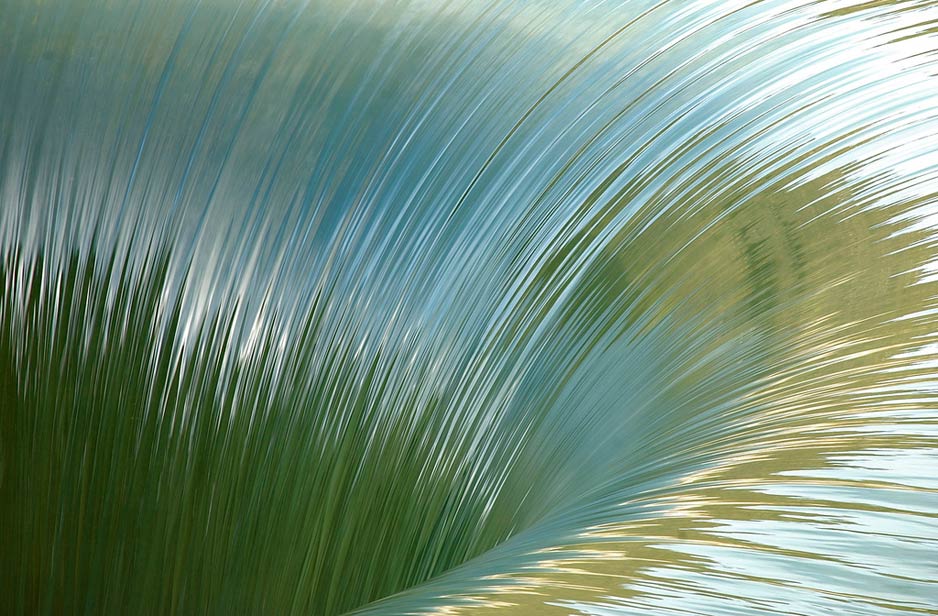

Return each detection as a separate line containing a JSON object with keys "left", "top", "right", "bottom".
{"left": 1, "top": 1, "right": 937, "bottom": 614}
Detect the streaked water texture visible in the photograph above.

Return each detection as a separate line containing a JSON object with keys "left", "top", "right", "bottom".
{"left": 2, "top": 0, "right": 937, "bottom": 614}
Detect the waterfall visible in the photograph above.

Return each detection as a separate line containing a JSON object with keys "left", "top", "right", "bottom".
{"left": 2, "top": 1, "right": 937, "bottom": 614}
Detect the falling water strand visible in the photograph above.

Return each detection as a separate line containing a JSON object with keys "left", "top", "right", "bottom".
{"left": 1, "top": 0, "right": 937, "bottom": 614}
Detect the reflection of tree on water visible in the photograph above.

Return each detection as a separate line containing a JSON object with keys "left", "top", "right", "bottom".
{"left": 415, "top": 168, "right": 938, "bottom": 615}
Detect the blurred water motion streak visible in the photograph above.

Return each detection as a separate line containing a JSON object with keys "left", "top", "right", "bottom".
{"left": 1, "top": 0, "right": 937, "bottom": 614}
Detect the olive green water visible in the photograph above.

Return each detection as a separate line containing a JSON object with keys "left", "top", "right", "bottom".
{"left": 1, "top": 0, "right": 937, "bottom": 614}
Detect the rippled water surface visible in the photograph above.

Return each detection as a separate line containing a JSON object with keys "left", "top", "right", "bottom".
{"left": 1, "top": 0, "right": 937, "bottom": 614}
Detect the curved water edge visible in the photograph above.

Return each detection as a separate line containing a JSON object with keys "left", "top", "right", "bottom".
{"left": 1, "top": 0, "right": 937, "bottom": 614}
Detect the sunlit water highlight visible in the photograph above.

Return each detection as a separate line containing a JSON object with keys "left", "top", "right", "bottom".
{"left": 1, "top": 0, "right": 937, "bottom": 614}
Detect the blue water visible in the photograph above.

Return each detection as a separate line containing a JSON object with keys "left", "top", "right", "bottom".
{"left": 1, "top": 1, "right": 937, "bottom": 614}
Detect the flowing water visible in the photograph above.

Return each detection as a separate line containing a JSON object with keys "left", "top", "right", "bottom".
{"left": 1, "top": 0, "right": 937, "bottom": 614}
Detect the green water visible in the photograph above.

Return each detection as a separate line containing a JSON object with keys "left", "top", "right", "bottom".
{"left": 1, "top": 0, "right": 937, "bottom": 614}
